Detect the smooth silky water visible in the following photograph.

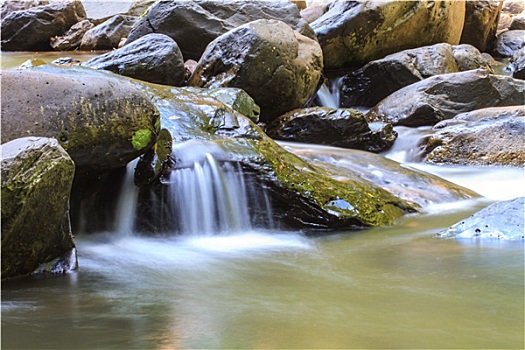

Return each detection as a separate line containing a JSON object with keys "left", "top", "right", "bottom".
{"left": 2, "top": 55, "right": 524, "bottom": 349}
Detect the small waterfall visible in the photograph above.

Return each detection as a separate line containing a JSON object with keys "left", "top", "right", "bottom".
{"left": 382, "top": 126, "right": 432, "bottom": 163}
{"left": 114, "top": 159, "right": 139, "bottom": 236}
{"left": 167, "top": 152, "right": 271, "bottom": 235}
{"left": 316, "top": 77, "right": 343, "bottom": 108}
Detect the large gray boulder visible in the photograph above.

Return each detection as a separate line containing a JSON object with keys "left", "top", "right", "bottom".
{"left": 0, "top": 0, "right": 49, "bottom": 19}
{"left": 310, "top": 0, "right": 466, "bottom": 69}
{"left": 1, "top": 137, "right": 76, "bottom": 280}
{"left": 189, "top": 19, "right": 323, "bottom": 124}
{"left": 422, "top": 105, "right": 525, "bottom": 166}
{"left": 1, "top": 66, "right": 160, "bottom": 177}
{"left": 83, "top": 33, "right": 185, "bottom": 86}
{"left": 1, "top": 1, "right": 86, "bottom": 51}
{"left": 459, "top": 0, "right": 502, "bottom": 52}
{"left": 266, "top": 107, "right": 396, "bottom": 153}
{"left": 340, "top": 43, "right": 493, "bottom": 108}
{"left": 125, "top": 0, "right": 315, "bottom": 61}
{"left": 438, "top": 197, "right": 525, "bottom": 240}
{"left": 79, "top": 14, "right": 137, "bottom": 50}
{"left": 366, "top": 69, "right": 525, "bottom": 127}
{"left": 494, "top": 29, "right": 525, "bottom": 57}
{"left": 50, "top": 19, "right": 94, "bottom": 51}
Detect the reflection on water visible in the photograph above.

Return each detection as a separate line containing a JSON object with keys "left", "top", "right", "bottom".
{"left": 1, "top": 51, "right": 105, "bottom": 70}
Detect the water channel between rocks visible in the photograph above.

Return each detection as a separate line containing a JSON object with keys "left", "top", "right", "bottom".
{"left": 1, "top": 53, "right": 524, "bottom": 349}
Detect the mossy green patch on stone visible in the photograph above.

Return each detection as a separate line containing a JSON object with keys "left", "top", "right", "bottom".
{"left": 131, "top": 128, "right": 153, "bottom": 150}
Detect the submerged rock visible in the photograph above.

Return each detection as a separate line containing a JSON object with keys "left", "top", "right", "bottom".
{"left": 189, "top": 19, "right": 323, "bottom": 124}
{"left": 266, "top": 107, "right": 396, "bottom": 153}
{"left": 1, "top": 1, "right": 86, "bottom": 51}
{"left": 84, "top": 33, "right": 185, "bottom": 86}
{"left": 366, "top": 69, "right": 525, "bottom": 127}
{"left": 1, "top": 66, "right": 160, "bottom": 177}
{"left": 310, "top": 0, "right": 465, "bottom": 69}
{"left": 340, "top": 43, "right": 492, "bottom": 108}
{"left": 438, "top": 197, "right": 525, "bottom": 240}
{"left": 125, "top": 0, "right": 315, "bottom": 61}
{"left": 1, "top": 137, "right": 76, "bottom": 280}
{"left": 422, "top": 105, "right": 525, "bottom": 166}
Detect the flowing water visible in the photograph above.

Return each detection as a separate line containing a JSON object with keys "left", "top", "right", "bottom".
{"left": 2, "top": 55, "right": 524, "bottom": 349}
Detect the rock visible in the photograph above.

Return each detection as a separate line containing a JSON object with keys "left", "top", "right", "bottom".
{"left": 129, "top": 84, "right": 417, "bottom": 232}
{"left": 497, "top": 12, "right": 513, "bottom": 33}
{"left": 310, "top": 0, "right": 466, "bottom": 69}
{"left": 1, "top": 1, "right": 86, "bottom": 51}
{"left": 80, "top": 14, "right": 137, "bottom": 50}
{"left": 510, "top": 47, "right": 525, "bottom": 79}
{"left": 366, "top": 69, "right": 525, "bottom": 127}
{"left": 300, "top": 3, "right": 328, "bottom": 23}
{"left": 422, "top": 105, "right": 525, "bottom": 166}
{"left": 502, "top": 0, "right": 525, "bottom": 15}
{"left": 1, "top": 137, "right": 76, "bottom": 280}
{"left": 83, "top": 33, "right": 185, "bottom": 86}
{"left": 282, "top": 143, "right": 479, "bottom": 210}
{"left": 191, "top": 87, "right": 261, "bottom": 123}
{"left": 510, "top": 13, "right": 525, "bottom": 30}
{"left": 184, "top": 59, "right": 198, "bottom": 84}
{"left": 0, "top": 0, "right": 49, "bottom": 19}
{"left": 1, "top": 66, "right": 160, "bottom": 177}
{"left": 50, "top": 19, "right": 94, "bottom": 51}
{"left": 340, "top": 43, "right": 492, "bottom": 108}
{"left": 460, "top": 0, "right": 503, "bottom": 52}
{"left": 494, "top": 29, "right": 525, "bottom": 57}
{"left": 266, "top": 107, "right": 396, "bottom": 153}
{"left": 189, "top": 19, "right": 323, "bottom": 124}
{"left": 438, "top": 197, "right": 525, "bottom": 240}
{"left": 82, "top": 0, "right": 155, "bottom": 22}
{"left": 125, "top": 0, "right": 315, "bottom": 61}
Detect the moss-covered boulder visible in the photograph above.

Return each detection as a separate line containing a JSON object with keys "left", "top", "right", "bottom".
{"left": 132, "top": 84, "right": 417, "bottom": 231}
{"left": 422, "top": 106, "right": 525, "bottom": 166}
{"left": 189, "top": 19, "right": 323, "bottom": 124}
{"left": 1, "top": 66, "right": 160, "bottom": 177}
{"left": 1, "top": 137, "right": 77, "bottom": 280}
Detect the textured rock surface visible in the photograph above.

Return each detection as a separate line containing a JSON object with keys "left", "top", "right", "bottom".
{"left": 366, "top": 69, "right": 525, "bottom": 127}
{"left": 80, "top": 14, "right": 137, "bottom": 50}
{"left": 438, "top": 197, "right": 525, "bottom": 240}
{"left": 459, "top": 0, "right": 502, "bottom": 52}
{"left": 125, "top": 0, "right": 315, "bottom": 61}
{"left": 311, "top": 0, "right": 466, "bottom": 69}
{"left": 1, "top": 66, "right": 160, "bottom": 177}
{"left": 189, "top": 19, "right": 323, "bottom": 124}
{"left": 50, "top": 19, "right": 94, "bottom": 51}
{"left": 1, "top": 1, "right": 86, "bottom": 51}
{"left": 510, "top": 47, "right": 525, "bottom": 79}
{"left": 341, "top": 43, "right": 492, "bottom": 108}
{"left": 1, "top": 137, "right": 76, "bottom": 280}
{"left": 422, "top": 105, "right": 525, "bottom": 166}
{"left": 84, "top": 33, "right": 185, "bottom": 86}
{"left": 494, "top": 29, "right": 525, "bottom": 57}
{"left": 266, "top": 107, "right": 396, "bottom": 153}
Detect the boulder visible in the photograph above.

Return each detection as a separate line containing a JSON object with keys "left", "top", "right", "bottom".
{"left": 128, "top": 84, "right": 417, "bottom": 232}
{"left": 494, "top": 29, "right": 525, "bottom": 57}
{"left": 0, "top": 0, "right": 49, "bottom": 19}
{"left": 310, "top": 0, "right": 466, "bottom": 69}
{"left": 79, "top": 14, "right": 137, "bottom": 50}
{"left": 497, "top": 12, "right": 513, "bottom": 33}
{"left": 189, "top": 19, "right": 323, "bottom": 124}
{"left": 502, "top": 0, "right": 525, "bottom": 15}
{"left": 1, "top": 66, "right": 160, "bottom": 177}
{"left": 366, "top": 69, "right": 525, "bottom": 127}
{"left": 422, "top": 105, "right": 525, "bottom": 166}
{"left": 282, "top": 143, "right": 479, "bottom": 209}
{"left": 459, "top": 0, "right": 503, "bottom": 52}
{"left": 125, "top": 0, "right": 315, "bottom": 61}
{"left": 83, "top": 33, "right": 185, "bottom": 86}
{"left": 50, "top": 19, "right": 94, "bottom": 51}
{"left": 438, "top": 197, "right": 525, "bottom": 240}
{"left": 1, "top": 1, "right": 86, "bottom": 51}
{"left": 1, "top": 137, "right": 76, "bottom": 280}
{"left": 510, "top": 47, "right": 525, "bottom": 79}
{"left": 340, "top": 43, "right": 492, "bottom": 108}
{"left": 509, "top": 13, "right": 525, "bottom": 30}
{"left": 266, "top": 107, "right": 396, "bottom": 153}
{"left": 300, "top": 3, "right": 328, "bottom": 23}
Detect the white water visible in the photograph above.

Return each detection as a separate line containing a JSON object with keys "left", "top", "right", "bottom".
{"left": 316, "top": 77, "right": 343, "bottom": 108}
{"left": 114, "top": 159, "right": 139, "bottom": 236}
{"left": 383, "top": 126, "right": 433, "bottom": 163}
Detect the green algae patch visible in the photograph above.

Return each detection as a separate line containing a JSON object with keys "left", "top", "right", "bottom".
{"left": 131, "top": 128, "right": 153, "bottom": 150}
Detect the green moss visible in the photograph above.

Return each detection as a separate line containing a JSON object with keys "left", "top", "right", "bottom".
{"left": 131, "top": 128, "right": 153, "bottom": 150}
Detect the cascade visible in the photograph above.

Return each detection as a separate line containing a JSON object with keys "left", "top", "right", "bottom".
{"left": 382, "top": 126, "right": 432, "bottom": 163}
{"left": 316, "top": 77, "right": 343, "bottom": 108}
{"left": 114, "top": 158, "right": 140, "bottom": 236}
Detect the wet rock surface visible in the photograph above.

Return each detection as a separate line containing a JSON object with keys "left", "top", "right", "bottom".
{"left": 189, "top": 19, "right": 323, "bottom": 124}
{"left": 80, "top": 14, "right": 137, "bottom": 50}
{"left": 366, "top": 69, "right": 525, "bottom": 127}
{"left": 1, "top": 137, "right": 76, "bottom": 280}
{"left": 266, "top": 107, "right": 396, "bottom": 153}
{"left": 84, "top": 33, "right": 185, "bottom": 86}
{"left": 438, "top": 197, "right": 525, "bottom": 240}
{"left": 494, "top": 29, "right": 525, "bottom": 57}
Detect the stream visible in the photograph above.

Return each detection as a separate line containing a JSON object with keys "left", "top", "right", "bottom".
{"left": 1, "top": 53, "right": 524, "bottom": 349}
